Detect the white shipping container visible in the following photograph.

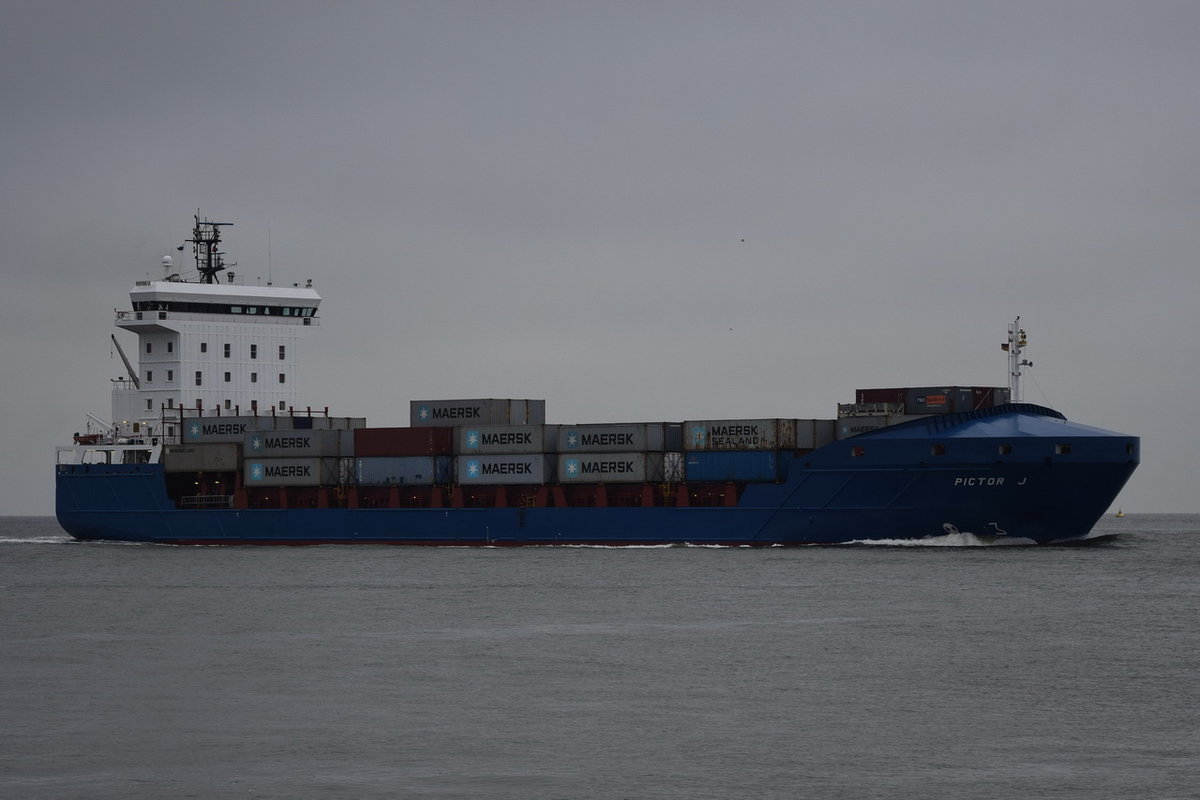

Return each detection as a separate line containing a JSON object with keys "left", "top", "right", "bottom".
{"left": 410, "top": 399, "right": 546, "bottom": 427}
{"left": 557, "top": 453, "right": 664, "bottom": 483}
{"left": 243, "top": 457, "right": 337, "bottom": 487}
{"left": 245, "top": 429, "right": 353, "bottom": 458}
{"left": 557, "top": 423, "right": 664, "bottom": 452}
{"left": 457, "top": 424, "right": 555, "bottom": 454}
{"left": 683, "top": 419, "right": 796, "bottom": 451}
{"left": 163, "top": 443, "right": 241, "bottom": 472}
{"left": 455, "top": 454, "right": 552, "bottom": 485}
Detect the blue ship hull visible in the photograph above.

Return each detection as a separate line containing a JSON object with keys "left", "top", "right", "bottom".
{"left": 56, "top": 405, "right": 1138, "bottom": 546}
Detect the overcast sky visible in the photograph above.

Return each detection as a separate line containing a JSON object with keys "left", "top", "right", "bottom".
{"left": 3, "top": 1, "right": 1196, "bottom": 515}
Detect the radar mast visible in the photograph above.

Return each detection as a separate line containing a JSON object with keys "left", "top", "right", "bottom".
{"left": 185, "top": 212, "right": 233, "bottom": 284}
{"left": 1002, "top": 317, "right": 1032, "bottom": 402}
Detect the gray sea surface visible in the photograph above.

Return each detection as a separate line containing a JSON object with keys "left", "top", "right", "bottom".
{"left": 1, "top": 514, "right": 1197, "bottom": 799}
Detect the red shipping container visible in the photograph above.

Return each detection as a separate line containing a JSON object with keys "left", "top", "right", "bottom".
{"left": 856, "top": 388, "right": 906, "bottom": 405}
{"left": 353, "top": 426, "right": 454, "bottom": 456}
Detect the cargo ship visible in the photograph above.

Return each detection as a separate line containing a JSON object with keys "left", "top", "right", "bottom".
{"left": 55, "top": 215, "right": 1139, "bottom": 545}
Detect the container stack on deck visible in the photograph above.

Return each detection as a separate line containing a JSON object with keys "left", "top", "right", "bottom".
{"left": 161, "top": 389, "right": 1007, "bottom": 509}
{"left": 835, "top": 386, "right": 1011, "bottom": 437}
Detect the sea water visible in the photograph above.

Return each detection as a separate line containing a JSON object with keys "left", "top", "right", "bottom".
{"left": 1, "top": 514, "right": 1196, "bottom": 799}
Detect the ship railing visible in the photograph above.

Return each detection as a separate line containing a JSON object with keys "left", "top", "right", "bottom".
{"left": 837, "top": 402, "right": 905, "bottom": 418}
{"left": 180, "top": 494, "right": 235, "bottom": 508}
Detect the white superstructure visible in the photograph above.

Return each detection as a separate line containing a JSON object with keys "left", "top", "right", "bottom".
{"left": 107, "top": 214, "right": 321, "bottom": 444}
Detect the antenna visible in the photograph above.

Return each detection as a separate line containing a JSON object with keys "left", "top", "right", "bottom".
{"left": 1001, "top": 317, "right": 1032, "bottom": 402}
{"left": 185, "top": 210, "right": 233, "bottom": 284}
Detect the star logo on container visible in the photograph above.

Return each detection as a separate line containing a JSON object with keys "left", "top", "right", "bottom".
{"left": 250, "top": 435, "right": 263, "bottom": 451}
{"left": 565, "top": 430, "right": 579, "bottom": 449}
{"left": 249, "top": 462, "right": 264, "bottom": 481}
{"left": 564, "top": 458, "right": 580, "bottom": 476}
{"left": 465, "top": 460, "right": 481, "bottom": 479}
{"left": 189, "top": 422, "right": 201, "bottom": 439}
{"left": 691, "top": 426, "right": 706, "bottom": 447}
{"left": 465, "top": 430, "right": 480, "bottom": 449}
{"left": 417, "top": 405, "right": 431, "bottom": 421}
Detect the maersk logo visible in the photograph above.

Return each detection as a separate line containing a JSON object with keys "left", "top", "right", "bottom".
{"left": 690, "top": 426, "right": 706, "bottom": 447}
{"left": 565, "top": 430, "right": 580, "bottom": 449}
{"left": 189, "top": 421, "right": 247, "bottom": 438}
{"left": 248, "top": 462, "right": 312, "bottom": 481}
{"left": 465, "top": 459, "right": 481, "bottom": 478}
{"left": 465, "top": 430, "right": 480, "bottom": 449}
{"left": 250, "top": 435, "right": 312, "bottom": 451}
{"left": 564, "top": 458, "right": 581, "bottom": 476}
{"left": 420, "top": 404, "right": 481, "bottom": 421}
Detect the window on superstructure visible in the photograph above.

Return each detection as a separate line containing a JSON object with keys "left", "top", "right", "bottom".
{"left": 146, "top": 370, "right": 152, "bottom": 383}
{"left": 167, "top": 398, "right": 173, "bottom": 409}
{"left": 224, "top": 343, "right": 231, "bottom": 359}
{"left": 145, "top": 342, "right": 152, "bottom": 354}
{"left": 251, "top": 372, "right": 258, "bottom": 383}
{"left": 167, "top": 341, "right": 173, "bottom": 353}
{"left": 167, "top": 370, "right": 174, "bottom": 382}
{"left": 200, "top": 342, "right": 208, "bottom": 354}
{"left": 250, "top": 400, "right": 258, "bottom": 412}
{"left": 224, "top": 372, "right": 231, "bottom": 383}
{"left": 279, "top": 373, "right": 286, "bottom": 384}
{"left": 146, "top": 399, "right": 153, "bottom": 410}
{"left": 225, "top": 399, "right": 232, "bottom": 410}
{"left": 278, "top": 345, "right": 286, "bottom": 360}
{"left": 195, "top": 371, "right": 202, "bottom": 386}
{"left": 279, "top": 400, "right": 286, "bottom": 411}
{"left": 250, "top": 344, "right": 257, "bottom": 359}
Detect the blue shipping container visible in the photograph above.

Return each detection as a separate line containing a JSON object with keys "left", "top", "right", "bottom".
{"left": 683, "top": 450, "right": 779, "bottom": 482}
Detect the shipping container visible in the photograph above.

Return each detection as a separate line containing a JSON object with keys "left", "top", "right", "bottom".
{"left": 836, "top": 415, "right": 926, "bottom": 439}
{"left": 793, "top": 419, "right": 836, "bottom": 450}
{"left": 663, "top": 452, "right": 684, "bottom": 482}
{"left": 905, "top": 387, "right": 955, "bottom": 414}
{"left": 457, "top": 424, "right": 555, "bottom": 454}
{"left": 181, "top": 415, "right": 365, "bottom": 443}
{"left": 683, "top": 419, "right": 796, "bottom": 451}
{"left": 356, "top": 456, "right": 452, "bottom": 486}
{"left": 243, "top": 457, "right": 339, "bottom": 487}
{"left": 245, "top": 429, "right": 353, "bottom": 458}
{"left": 557, "top": 453, "right": 664, "bottom": 483}
{"left": 163, "top": 443, "right": 240, "bottom": 473}
{"left": 410, "top": 399, "right": 546, "bottom": 427}
{"left": 455, "top": 454, "right": 553, "bottom": 485}
{"left": 856, "top": 388, "right": 906, "bottom": 405}
{"left": 354, "top": 426, "right": 453, "bottom": 457}
{"left": 684, "top": 451, "right": 779, "bottom": 482}
{"left": 664, "top": 423, "right": 683, "bottom": 452}
{"left": 557, "top": 423, "right": 664, "bottom": 453}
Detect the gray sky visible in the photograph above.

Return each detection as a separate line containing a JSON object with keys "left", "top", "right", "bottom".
{"left": 3, "top": 1, "right": 1196, "bottom": 514}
